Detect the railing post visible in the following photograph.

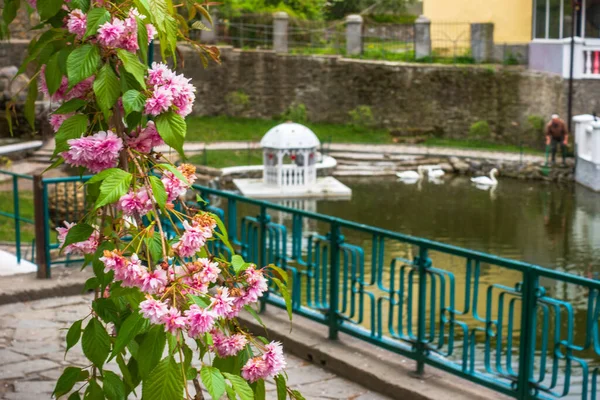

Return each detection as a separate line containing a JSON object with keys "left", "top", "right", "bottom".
{"left": 273, "top": 11, "right": 289, "bottom": 53}
{"left": 517, "top": 270, "right": 539, "bottom": 399}
{"left": 345, "top": 15, "right": 363, "bottom": 56}
{"left": 259, "top": 205, "right": 269, "bottom": 312}
{"left": 12, "top": 175, "right": 21, "bottom": 264}
{"left": 415, "top": 245, "right": 431, "bottom": 375}
{"left": 414, "top": 15, "right": 432, "bottom": 60}
{"left": 328, "top": 220, "right": 342, "bottom": 340}
{"left": 33, "top": 175, "right": 49, "bottom": 279}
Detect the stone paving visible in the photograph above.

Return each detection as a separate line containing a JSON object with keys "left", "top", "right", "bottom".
{"left": 0, "top": 295, "right": 390, "bottom": 400}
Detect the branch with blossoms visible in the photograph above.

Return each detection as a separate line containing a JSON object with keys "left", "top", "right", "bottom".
{"left": 4, "top": 1, "right": 301, "bottom": 399}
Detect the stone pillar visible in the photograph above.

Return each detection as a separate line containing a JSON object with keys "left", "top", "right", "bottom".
{"left": 273, "top": 11, "right": 289, "bottom": 53}
{"left": 471, "top": 23, "right": 494, "bottom": 63}
{"left": 345, "top": 15, "right": 363, "bottom": 56}
{"left": 200, "top": 9, "right": 218, "bottom": 44}
{"left": 414, "top": 15, "right": 431, "bottom": 59}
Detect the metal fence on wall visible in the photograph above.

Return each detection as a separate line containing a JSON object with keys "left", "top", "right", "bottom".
{"left": 430, "top": 22, "right": 472, "bottom": 60}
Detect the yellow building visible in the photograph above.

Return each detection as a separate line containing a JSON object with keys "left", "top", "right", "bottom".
{"left": 423, "top": 0, "right": 533, "bottom": 44}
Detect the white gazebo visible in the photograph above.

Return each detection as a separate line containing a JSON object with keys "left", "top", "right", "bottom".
{"left": 233, "top": 122, "right": 351, "bottom": 200}
{"left": 261, "top": 122, "right": 319, "bottom": 187}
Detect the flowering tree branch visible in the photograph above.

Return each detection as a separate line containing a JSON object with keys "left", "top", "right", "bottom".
{"left": 4, "top": 1, "right": 302, "bottom": 399}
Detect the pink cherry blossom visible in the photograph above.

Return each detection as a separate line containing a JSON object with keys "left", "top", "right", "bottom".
{"left": 240, "top": 266, "right": 269, "bottom": 305}
{"left": 120, "top": 254, "right": 147, "bottom": 288}
{"left": 140, "top": 268, "right": 168, "bottom": 294}
{"left": 211, "top": 330, "right": 248, "bottom": 357}
{"left": 127, "top": 121, "right": 163, "bottom": 153}
{"left": 99, "top": 250, "right": 127, "bottom": 274}
{"left": 172, "top": 220, "right": 213, "bottom": 258}
{"left": 26, "top": 0, "right": 36, "bottom": 7}
{"left": 241, "top": 357, "right": 268, "bottom": 383}
{"left": 49, "top": 113, "right": 72, "bottom": 133}
{"left": 97, "top": 18, "right": 126, "bottom": 47}
{"left": 185, "top": 304, "right": 216, "bottom": 338}
{"left": 117, "top": 188, "right": 153, "bottom": 217}
{"left": 62, "top": 130, "right": 123, "bottom": 173}
{"left": 67, "top": 9, "right": 87, "bottom": 38}
{"left": 39, "top": 66, "right": 93, "bottom": 102}
{"left": 211, "top": 287, "right": 234, "bottom": 318}
{"left": 161, "top": 307, "right": 187, "bottom": 335}
{"left": 146, "top": 24, "right": 157, "bottom": 44}
{"left": 56, "top": 221, "right": 99, "bottom": 255}
{"left": 140, "top": 298, "right": 169, "bottom": 324}
{"left": 195, "top": 258, "right": 220, "bottom": 284}
{"left": 263, "top": 341, "right": 286, "bottom": 376}
{"left": 147, "top": 62, "right": 174, "bottom": 87}
{"left": 144, "top": 86, "right": 173, "bottom": 116}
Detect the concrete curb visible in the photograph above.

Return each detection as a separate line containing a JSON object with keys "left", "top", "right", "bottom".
{"left": 239, "top": 306, "right": 510, "bottom": 400}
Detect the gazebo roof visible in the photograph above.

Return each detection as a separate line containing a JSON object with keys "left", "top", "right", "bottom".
{"left": 260, "top": 122, "right": 320, "bottom": 150}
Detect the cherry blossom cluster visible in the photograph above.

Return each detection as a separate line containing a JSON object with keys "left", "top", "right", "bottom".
{"left": 145, "top": 62, "right": 196, "bottom": 117}
{"left": 162, "top": 164, "right": 197, "bottom": 203}
{"left": 62, "top": 130, "right": 124, "bottom": 173}
{"left": 95, "top": 8, "right": 156, "bottom": 52}
{"left": 242, "top": 341, "right": 286, "bottom": 382}
{"left": 126, "top": 121, "right": 164, "bottom": 154}
{"left": 173, "top": 213, "right": 217, "bottom": 257}
{"left": 57, "top": 222, "right": 100, "bottom": 255}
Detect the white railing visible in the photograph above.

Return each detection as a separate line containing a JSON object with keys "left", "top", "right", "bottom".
{"left": 582, "top": 46, "right": 600, "bottom": 78}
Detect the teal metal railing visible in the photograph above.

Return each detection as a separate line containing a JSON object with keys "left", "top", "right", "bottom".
{"left": 3, "top": 171, "right": 600, "bottom": 399}
{"left": 0, "top": 170, "right": 35, "bottom": 264}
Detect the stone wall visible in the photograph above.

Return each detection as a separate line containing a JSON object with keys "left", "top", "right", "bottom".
{"left": 0, "top": 42, "right": 594, "bottom": 147}
{"left": 183, "top": 46, "right": 568, "bottom": 147}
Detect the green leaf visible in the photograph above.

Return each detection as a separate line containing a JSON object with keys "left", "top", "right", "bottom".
{"left": 231, "top": 255, "right": 245, "bottom": 273}
{"left": 188, "top": 294, "right": 209, "bottom": 308}
{"left": 137, "top": 17, "right": 149, "bottom": 63}
{"left": 37, "top": 0, "right": 62, "bottom": 20}
{"left": 149, "top": 176, "right": 167, "bottom": 210}
{"left": 54, "top": 99, "right": 86, "bottom": 114}
{"left": 58, "top": 47, "right": 72, "bottom": 76}
{"left": 68, "top": 392, "right": 82, "bottom": 400}
{"left": 45, "top": 52, "right": 62, "bottom": 95}
{"left": 243, "top": 305, "right": 266, "bottom": 330}
{"left": 87, "top": 168, "right": 127, "bottom": 185}
{"left": 85, "top": 379, "right": 104, "bottom": 400}
{"left": 67, "top": 44, "right": 100, "bottom": 87}
{"left": 96, "top": 172, "right": 133, "bottom": 209}
{"left": 71, "top": 0, "right": 90, "bottom": 13}
{"left": 116, "top": 49, "right": 147, "bottom": 89}
{"left": 65, "top": 319, "right": 83, "bottom": 355}
{"left": 274, "top": 375, "right": 286, "bottom": 400}
{"left": 122, "top": 89, "right": 146, "bottom": 116}
{"left": 24, "top": 77, "right": 38, "bottom": 129}
{"left": 94, "top": 64, "right": 121, "bottom": 119}
{"left": 62, "top": 223, "right": 94, "bottom": 250}
{"left": 3, "top": 0, "right": 19, "bottom": 25}
{"left": 137, "top": 325, "right": 166, "bottom": 379}
{"left": 145, "top": 231, "right": 164, "bottom": 264}
{"left": 272, "top": 277, "right": 293, "bottom": 322}
{"left": 223, "top": 373, "right": 253, "bottom": 400}
{"left": 82, "top": 318, "right": 111, "bottom": 368}
{"left": 112, "top": 312, "right": 148, "bottom": 358}
{"left": 209, "top": 213, "right": 234, "bottom": 255}
{"left": 103, "top": 370, "right": 125, "bottom": 400}
{"left": 156, "top": 163, "right": 189, "bottom": 185}
{"left": 155, "top": 111, "right": 186, "bottom": 157}
{"left": 201, "top": 366, "right": 226, "bottom": 400}
{"left": 142, "top": 356, "right": 184, "bottom": 400}
{"left": 269, "top": 265, "right": 289, "bottom": 284}
{"left": 53, "top": 367, "right": 83, "bottom": 397}
{"left": 225, "top": 385, "right": 237, "bottom": 400}
{"left": 85, "top": 7, "right": 110, "bottom": 38}
{"left": 54, "top": 113, "right": 88, "bottom": 155}
{"left": 251, "top": 380, "right": 265, "bottom": 400}
{"left": 290, "top": 390, "right": 305, "bottom": 400}
{"left": 186, "top": 367, "right": 198, "bottom": 380}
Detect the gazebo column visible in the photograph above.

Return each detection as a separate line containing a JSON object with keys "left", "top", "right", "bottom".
{"left": 277, "top": 152, "right": 284, "bottom": 187}
{"left": 303, "top": 149, "right": 309, "bottom": 186}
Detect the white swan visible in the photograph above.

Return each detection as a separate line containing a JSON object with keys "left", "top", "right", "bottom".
{"left": 397, "top": 166, "right": 424, "bottom": 180}
{"left": 471, "top": 168, "right": 498, "bottom": 186}
{"left": 428, "top": 169, "right": 445, "bottom": 179}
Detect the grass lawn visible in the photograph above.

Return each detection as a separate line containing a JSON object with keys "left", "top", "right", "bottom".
{"left": 188, "top": 149, "right": 264, "bottom": 169}
{"left": 0, "top": 190, "right": 35, "bottom": 243}
{"left": 186, "top": 116, "right": 392, "bottom": 144}
{"left": 186, "top": 116, "right": 544, "bottom": 156}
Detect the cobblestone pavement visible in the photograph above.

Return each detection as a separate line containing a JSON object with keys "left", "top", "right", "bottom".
{"left": 0, "top": 295, "right": 390, "bottom": 400}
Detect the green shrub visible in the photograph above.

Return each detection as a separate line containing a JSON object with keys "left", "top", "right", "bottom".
{"left": 348, "top": 105, "right": 376, "bottom": 129}
{"left": 469, "top": 120, "right": 491, "bottom": 139}
{"left": 526, "top": 115, "right": 545, "bottom": 143}
{"left": 225, "top": 90, "right": 250, "bottom": 116}
{"left": 282, "top": 102, "right": 308, "bottom": 123}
